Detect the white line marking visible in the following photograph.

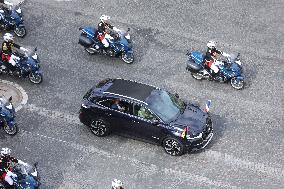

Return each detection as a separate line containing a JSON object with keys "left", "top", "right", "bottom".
{"left": 0, "top": 79, "right": 28, "bottom": 112}
{"left": 24, "top": 104, "right": 284, "bottom": 181}
{"left": 20, "top": 129, "right": 239, "bottom": 189}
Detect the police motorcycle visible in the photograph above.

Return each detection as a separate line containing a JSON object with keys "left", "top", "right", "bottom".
{"left": 0, "top": 47, "right": 43, "bottom": 84}
{"left": 0, "top": 96, "right": 17, "bottom": 135}
{"left": 0, "top": 2, "right": 26, "bottom": 37}
{"left": 0, "top": 162, "right": 40, "bottom": 189}
{"left": 186, "top": 50, "right": 244, "bottom": 90}
{"left": 78, "top": 26, "right": 134, "bottom": 64}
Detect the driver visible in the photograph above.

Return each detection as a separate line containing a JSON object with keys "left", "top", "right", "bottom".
{"left": 111, "top": 99, "right": 125, "bottom": 112}
{"left": 0, "top": 147, "right": 27, "bottom": 186}
{"left": 1, "top": 33, "right": 27, "bottom": 74}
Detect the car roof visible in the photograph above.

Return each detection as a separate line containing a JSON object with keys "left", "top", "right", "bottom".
{"left": 103, "top": 79, "right": 157, "bottom": 102}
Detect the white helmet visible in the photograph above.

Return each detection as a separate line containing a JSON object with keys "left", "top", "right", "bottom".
{"left": 3, "top": 33, "right": 14, "bottom": 42}
{"left": 207, "top": 41, "right": 216, "bottom": 49}
{"left": 112, "top": 179, "right": 123, "bottom": 188}
{"left": 1, "top": 147, "right": 11, "bottom": 156}
{"left": 100, "top": 15, "right": 110, "bottom": 24}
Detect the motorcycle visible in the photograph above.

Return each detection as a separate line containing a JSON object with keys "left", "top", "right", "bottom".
{"left": 0, "top": 47, "right": 43, "bottom": 84}
{"left": 186, "top": 51, "right": 244, "bottom": 90}
{"left": 0, "top": 162, "right": 40, "bottom": 189}
{"left": 0, "top": 96, "right": 17, "bottom": 135}
{"left": 78, "top": 26, "right": 134, "bottom": 64}
{"left": 0, "top": 2, "right": 26, "bottom": 37}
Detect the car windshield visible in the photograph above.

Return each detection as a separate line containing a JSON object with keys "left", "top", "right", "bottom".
{"left": 145, "top": 90, "right": 185, "bottom": 122}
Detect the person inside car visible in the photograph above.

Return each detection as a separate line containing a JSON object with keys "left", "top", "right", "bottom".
{"left": 111, "top": 99, "right": 125, "bottom": 112}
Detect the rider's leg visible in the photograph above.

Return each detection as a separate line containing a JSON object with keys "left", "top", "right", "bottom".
{"left": 4, "top": 175, "right": 13, "bottom": 185}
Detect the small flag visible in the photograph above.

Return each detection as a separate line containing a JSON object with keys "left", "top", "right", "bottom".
{"left": 181, "top": 127, "right": 187, "bottom": 138}
{"left": 204, "top": 100, "right": 211, "bottom": 113}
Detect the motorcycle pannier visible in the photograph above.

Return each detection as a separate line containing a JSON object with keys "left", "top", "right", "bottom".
{"left": 79, "top": 35, "right": 94, "bottom": 47}
{"left": 186, "top": 59, "right": 202, "bottom": 72}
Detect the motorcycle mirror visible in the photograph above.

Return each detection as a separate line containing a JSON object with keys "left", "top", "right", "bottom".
{"left": 127, "top": 28, "right": 130, "bottom": 32}
{"left": 8, "top": 96, "right": 12, "bottom": 102}
{"left": 186, "top": 50, "right": 190, "bottom": 56}
{"left": 34, "top": 162, "right": 38, "bottom": 168}
{"left": 79, "top": 27, "right": 83, "bottom": 31}
{"left": 35, "top": 47, "right": 37, "bottom": 51}
{"left": 174, "top": 93, "right": 179, "bottom": 98}
{"left": 237, "top": 53, "right": 240, "bottom": 57}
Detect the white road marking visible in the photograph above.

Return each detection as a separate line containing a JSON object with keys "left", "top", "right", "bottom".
{"left": 0, "top": 79, "right": 28, "bottom": 112}
{"left": 20, "top": 129, "right": 240, "bottom": 189}
{"left": 24, "top": 104, "right": 284, "bottom": 181}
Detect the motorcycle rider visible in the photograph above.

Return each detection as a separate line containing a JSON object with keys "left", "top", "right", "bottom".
{"left": 1, "top": 33, "right": 27, "bottom": 74}
{"left": 204, "top": 41, "right": 229, "bottom": 78}
{"left": 0, "top": 0, "right": 13, "bottom": 18}
{"left": 95, "top": 15, "right": 119, "bottom": 51}
{"left": 111, "top": 179, "right": 124, "bottom": 189}
{"left": 0, "top": 147, "right": 27, "bottom": 187}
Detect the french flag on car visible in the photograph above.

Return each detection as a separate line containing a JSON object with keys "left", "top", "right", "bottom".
{"left": 204, "top": 100, "right": 211, "bottom": 113}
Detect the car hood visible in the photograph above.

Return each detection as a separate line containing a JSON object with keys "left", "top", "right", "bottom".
{"left": 170, "top": 104, "right": 208, "bottom": 135}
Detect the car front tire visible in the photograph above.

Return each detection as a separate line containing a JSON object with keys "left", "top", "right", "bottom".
{"left": 90, "top": 118, "right": 110, "bottom": 137}
{"left": 163, "top": 137, "right": 184, "bottom": 156}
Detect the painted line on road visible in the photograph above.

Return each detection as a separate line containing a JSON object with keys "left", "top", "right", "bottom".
{"left": 0, "top": 79, "right": 28, "bottom": 112}
{"left": 20, "top": 129, "right": 240, "bottom": 189}
{"left": 23, "top": 104, "right": 284, "bottom": 181}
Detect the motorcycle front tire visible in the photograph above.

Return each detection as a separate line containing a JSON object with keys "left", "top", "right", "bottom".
{"left": 14, "top": 27, "right": 26, "bottom": 37}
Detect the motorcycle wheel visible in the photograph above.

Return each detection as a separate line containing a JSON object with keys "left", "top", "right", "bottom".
{"left": 191, "top": 73, "right": 203, "bottom": 80}
{"left": 230, "top": 77, "right": 244, "bottom": 90}
{"left": 14, "top": 27, "right": 26, "bottom": 37}
{"left": 29, "top": 72, "right": 43, "bottom": 84}
{"left": 0, "top": 183, "right": 4, "bottom": 189}
{"left": 3, "top": 120, "right": 18, "bottom": 135}
{"left": 121, "top": 53, "right": 134, "bottom": 64}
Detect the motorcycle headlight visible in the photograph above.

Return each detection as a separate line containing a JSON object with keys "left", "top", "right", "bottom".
{"left": 32, "top": 53, "right": 38, "bottom": 60}
{"left": 235, "top": 60, "right": 242, "bottom": 66}
{"left": 125, "top": 34, "right": 130, "bottom": 40}
{"left": 16, "top": 8, "right": 22, "bottom": 14}
{"left": 5, "top": 104, "right": 13, "bottom": 110}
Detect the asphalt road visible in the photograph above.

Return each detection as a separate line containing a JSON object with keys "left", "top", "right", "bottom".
{"left": 0, "top": 0, "right": 283, "bottom": 188}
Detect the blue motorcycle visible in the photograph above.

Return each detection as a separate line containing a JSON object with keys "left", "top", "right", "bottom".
{"left": 0, "top": 96, "right": 17, "bottom": 135}
{"left": 0, "top": 162, "right": 40, "bottom": 189}
{"left": 0, "top": 3, "right": 26, "bottom": 37}
{"left": 78, "top": 26, "right": 134, "bottom": 64}
{"left": 0, "top": 47, "right": 43, "bottom": 84}
{"left": 186, "top": 51, "right": 244, "bottom": 90}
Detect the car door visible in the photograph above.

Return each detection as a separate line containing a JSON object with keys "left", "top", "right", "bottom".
{"left": 96, "top": 97, "right": 135, "bottom": 134}
{"left": 130, "top": 104, "right": 165, "bottom": 143}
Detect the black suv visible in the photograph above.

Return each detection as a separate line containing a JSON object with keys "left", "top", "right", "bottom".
{"left": 79, "top": 78, "right": 213, "bottom": 156}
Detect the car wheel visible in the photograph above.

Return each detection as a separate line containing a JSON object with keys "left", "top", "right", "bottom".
{"left": 90, "top": 118, "right": 110, "bottom": 137}
{"left": 163, "top": 137, "right": 184, "bottom": 156}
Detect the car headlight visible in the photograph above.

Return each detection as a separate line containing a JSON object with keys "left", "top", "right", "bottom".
{"left": 186, "top": 132, "right": 202, "bottom": 140}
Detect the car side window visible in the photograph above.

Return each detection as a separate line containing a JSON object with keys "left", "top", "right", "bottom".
{"left": 110, "top": 99, "right": 134, "bottom": 115}
{"left": 96, "top": 98, "right": 113, "bottom": 108}
{"left": 134, "top": 104, "right": 156, "bottom": 121}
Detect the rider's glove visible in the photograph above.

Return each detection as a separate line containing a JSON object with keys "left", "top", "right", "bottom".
{"left": 18, "top": 159, "right": 28, "bottom": 166}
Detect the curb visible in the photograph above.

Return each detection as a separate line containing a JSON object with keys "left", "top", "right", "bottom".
{"left": 0, "top": 79, "right": 28, "bottom": 112}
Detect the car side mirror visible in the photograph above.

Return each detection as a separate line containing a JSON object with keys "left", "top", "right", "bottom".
{"left": 152, "top": 120, "right": 160, "bottom": 126}
{"left": 8, "top": 96, "right": 12, "bottom": 102}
